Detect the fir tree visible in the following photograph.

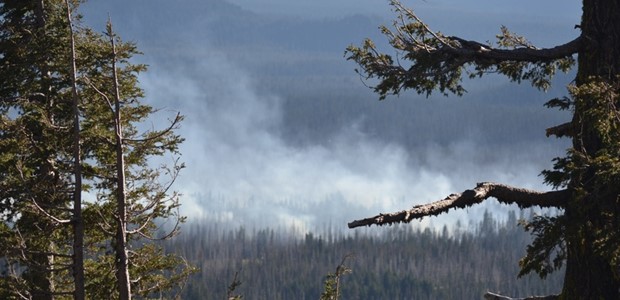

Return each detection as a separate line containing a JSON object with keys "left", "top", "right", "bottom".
{"left": 1, "top": 1, "right": 79, "bottom": 297}
{"left": 347, "top": 0, "right": 620, "bottom": 298}
{"left": 0, "top": 0, "right": 194, "bottom": 298}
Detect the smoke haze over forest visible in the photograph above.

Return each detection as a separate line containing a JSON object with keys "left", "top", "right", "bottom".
{"left": 81, "top": 0, "right": 580, "bottom": 232}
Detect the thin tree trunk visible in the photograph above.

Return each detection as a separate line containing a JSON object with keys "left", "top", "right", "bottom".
{"left": 64, "top": 1, "right": 85, "bottom": 299}
{"left": 562, "top": 0, "right": 620, "bottom": 298}
{"left": 34, "top": 0, "right": 46, "bottom": 28}
{"left": 29, "top": 2, "right": 54, "bottom": 299}
{"left": 108, "top": 20, "right": 132, "bottom": 300}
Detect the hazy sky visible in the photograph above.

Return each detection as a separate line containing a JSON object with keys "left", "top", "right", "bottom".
{"left": 81, "top": 0, "right": 580, "bottom": 233}
{"left": 225, "top": 0, "right": 579, "bottom": 20}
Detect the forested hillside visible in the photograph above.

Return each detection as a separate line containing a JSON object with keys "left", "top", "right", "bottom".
{"left": 167, "top": 211, "right": 563, "bottom": 299}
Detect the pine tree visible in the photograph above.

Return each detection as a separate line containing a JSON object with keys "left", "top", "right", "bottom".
{"left": 347, "top": 0, "right": 620, "bottom": 298}
{"left": 1, "top": 1, "right": 79, "bottom": 298}
{"left": 320, "top": 255, "right": 353, "bottom": 300}
{"left": 1, "top": 0, "right": 194, "bottom": 298}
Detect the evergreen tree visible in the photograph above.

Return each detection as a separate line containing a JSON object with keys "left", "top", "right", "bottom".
{"left": 1, "top": 0, "right": 193, "bottom": 298}
{"left": 347, "top": 0, "right": 620, "bottom": 298}
{"left": 320, "top": 254, "right": 353, "bottom": 300}
{"left": 1, "top": 1, "right": 79, "bottom": 298}
{"left": 77, "top": 18, "right": 192, "bottom": 298}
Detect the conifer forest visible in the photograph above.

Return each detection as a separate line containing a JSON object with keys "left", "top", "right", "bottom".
{"left": 2, "top": 0, "right": 620, "bottom": 299}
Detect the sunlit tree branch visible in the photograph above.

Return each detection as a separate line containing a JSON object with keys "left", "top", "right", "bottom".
{"left": 348, "top": 182, "right": 569, "bottom": 228}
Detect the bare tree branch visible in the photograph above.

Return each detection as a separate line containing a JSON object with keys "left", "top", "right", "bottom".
{"left": 123, "top": 112, "right": 182, "bottom": 144}
{"left": 126, "top": 215, "right": 153, "bottom": 235}
{"left": 83, "top": 76, "right": 115, "bottom": 114}
{"left": 484, "top": 291, "right": 559, "bottom": 300}
{"left": 444, "top": 36, "right": 582, "bottom": 63}
{"left": 348, "top": 182, "right": 568, "bottom": 228}
{"left": 93, "top": 207, "right": 116, "bottom": 236}
{"left": 546, "top": 122, "right": 574, "bottom": 138}
{"left": 134, "top": 207, "right": 182, "bottom": 241}
{"left": 28, "top": 198, "right": 71, "bottom": 224}
{"left": 127, "top": 159, "right": 184, "bottom": 240}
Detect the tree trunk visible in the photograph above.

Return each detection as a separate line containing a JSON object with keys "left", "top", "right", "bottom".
{"left": 562, "top": 0, "right": 620, "bottom": 298}
{"left": 109, "top": 22, "right": 132, "bottom": 300}
{"left": 65, "top": 1, "right": 85, "bottom": 299}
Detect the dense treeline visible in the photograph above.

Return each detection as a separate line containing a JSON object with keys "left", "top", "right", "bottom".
{"left": 168, "top": 211, "right": 563, "bottom": 299}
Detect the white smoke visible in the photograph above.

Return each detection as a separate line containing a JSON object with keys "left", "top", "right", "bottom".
{"left": 77, "top": 0, "right": 574, "bottom": 234}
{"left": 138, "top": 50, "right": 563, "bottom": 233}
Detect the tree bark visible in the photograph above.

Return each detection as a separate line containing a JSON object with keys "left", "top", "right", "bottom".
{"left": 349, "top": 182, "right": 568, "bottom": 228}
{"left": 561, "top": 0, "right": 620, "bottom": 298}
{"left": 109, "top": 21, "right": 132, "bottom": 300}
{"left": 443, "top": 36, "right": 582, "bottom": 63}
